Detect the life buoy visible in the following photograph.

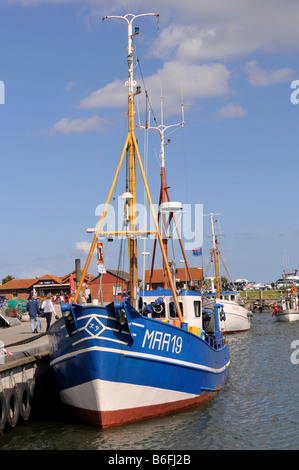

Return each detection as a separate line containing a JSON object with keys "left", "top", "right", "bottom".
{"left": 4, "top": 388, "right": 20, "bottom": 428}
{"left": 16, "top": 382, "right": 32, "bottom": 421}
{"left": 0, "top": 391, "right": 7, "bottom": 433}
{"left": 153, "top": 304, "right": 163, "bottom": 314}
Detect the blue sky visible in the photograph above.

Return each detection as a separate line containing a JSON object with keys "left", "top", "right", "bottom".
{"left": 0, "top": 0, "right": 299, "bottom": 284}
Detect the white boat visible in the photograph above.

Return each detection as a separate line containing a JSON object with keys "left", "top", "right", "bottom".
{"left": 203, "top": 213, "right": 252, "bottom": 334}
{"left": 272, "top": 287, "right": 299, "bottom": 322}
{"left": 204, "top": 291, "right": 252, "bottom": 334}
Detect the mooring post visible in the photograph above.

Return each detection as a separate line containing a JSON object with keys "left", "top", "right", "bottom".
{"left": 75, "top": 259, "right": 82, "bottom": 305}
{"left": 259, "top": 289, "right": 263, "bottom": 306}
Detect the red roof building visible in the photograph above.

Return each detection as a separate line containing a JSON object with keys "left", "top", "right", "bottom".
{"left": 89, "top": 270, "right": 130, "bottom": 304}
{"left": 0, "top": 271, "right": 94, "bottom": 300}
{"left": 144, "top": 267, "right": 202, "bottom": 290}
{"left": 0, "top": 278, "right": 37, "bottom": 300}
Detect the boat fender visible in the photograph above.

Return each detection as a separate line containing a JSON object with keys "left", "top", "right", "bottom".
{"left": 16, "top": 382, "right": 32, "bottom": 422}
{"left": 0, "top": 391, "right": 7, "bottom": 433}
{"left": 4, "top": 387, "right": 19, "bottom": 428}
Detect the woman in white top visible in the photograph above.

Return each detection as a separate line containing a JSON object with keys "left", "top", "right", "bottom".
{"left": 42, "top": 295, "right": 57, "bottom": 331}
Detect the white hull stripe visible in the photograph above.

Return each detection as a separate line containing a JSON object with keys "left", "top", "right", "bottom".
{"left": 50, "top": 344, "right": 230, "bottom": 373}
{"left": 59, "top": 378, "right": 199, "bottom": 412}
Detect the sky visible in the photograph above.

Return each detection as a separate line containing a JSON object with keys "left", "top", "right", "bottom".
{"left": 0, "top": 0, "right": 299, "bottom": 284}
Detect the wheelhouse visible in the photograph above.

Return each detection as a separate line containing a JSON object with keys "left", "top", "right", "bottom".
{"left": 140, "top": 288, "right": 203, "bottom": 329}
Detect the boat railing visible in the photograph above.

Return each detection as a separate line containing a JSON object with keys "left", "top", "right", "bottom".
{"left": 204, "top": 331, "right": 225, "bottom": 350}
{"left": 202, "top": 305, "right": 225, "bottom": 350}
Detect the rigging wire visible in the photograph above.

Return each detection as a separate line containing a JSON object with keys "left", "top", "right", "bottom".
{"left": 102, "top": 111, "right": 128, "bottom": 273}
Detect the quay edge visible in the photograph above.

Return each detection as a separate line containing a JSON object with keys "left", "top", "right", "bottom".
{"left": 0, "top": 323, "right": 59, "bottom": 433}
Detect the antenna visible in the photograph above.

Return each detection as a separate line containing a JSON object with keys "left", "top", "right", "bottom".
{"left": 137, "top": 96, "right": 184, "bottom": 169}
{"left": 102, "top": 14, "right": 159, "bottom": 98}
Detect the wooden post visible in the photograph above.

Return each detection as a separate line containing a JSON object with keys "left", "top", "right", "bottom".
{"left": 75, "top": 259, "right": 82, "bottom": 305}
{"left": 259, "top": 289, "right": 263, "bottom": 310}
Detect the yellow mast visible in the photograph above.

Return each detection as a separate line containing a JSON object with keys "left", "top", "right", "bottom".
{"left": 210, "top": 213, "right": 221, "bottom": 298}
{"left": 127, "top": 28, "right": 138, "bottom": 307}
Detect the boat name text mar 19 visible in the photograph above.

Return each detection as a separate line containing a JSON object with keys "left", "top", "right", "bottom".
{"left": 142, "top": 329, "right": 183, "bottom": 353}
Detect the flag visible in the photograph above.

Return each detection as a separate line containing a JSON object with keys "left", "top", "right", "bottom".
{"left": 193, "top": 248, "right": 202, "bottom": 256}
{"left": 69, "top": 274, "right": 75, "bottom": 296}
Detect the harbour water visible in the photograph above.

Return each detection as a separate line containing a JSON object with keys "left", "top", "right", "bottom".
{"left": 0, "top": 311, "right": 298, "bottom": 450}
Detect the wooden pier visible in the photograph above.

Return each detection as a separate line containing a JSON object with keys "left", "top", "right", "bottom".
{"left": 0, "top": 315, "right": 53, "bottom": 432}
{"left": 240, "top": 291, "right": 279, "bottom": 312}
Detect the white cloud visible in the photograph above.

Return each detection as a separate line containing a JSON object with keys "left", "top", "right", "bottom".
{"left": 152, "top": 24, "right": 257, "bottom": 62}
{"left": 76, "top": 241, "right": 92, "bottom": 254}
{"left": 244, "top": 60, "right": 294, "bottom": 87}
{"left": 48, "top": 115, "right": 108, "bottom": 135}
{"left": 148, "top": 1, "right": 299, "bottom": 62}
{"left": 79, "top": 61, "right": 231, "bottom": 115}
{"left": 78, "top": 79, "right": 126, "bottom": 109}
{"left": 216, "top": 103, "right": 246, "bottom": 120}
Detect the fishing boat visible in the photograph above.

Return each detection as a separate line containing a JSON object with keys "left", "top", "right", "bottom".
{"left": 203, "top": 214, "right": 252, "bottom": 334}
{"left": 272, "top": 285, "right": 299, "bottom": 322}
{"left": 48, "top": 13, "right": 230, "bottom": 428}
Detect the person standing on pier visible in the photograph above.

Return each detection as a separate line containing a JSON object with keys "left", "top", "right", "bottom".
{"left": 41, "top": 294, "right": 57, "bottom": 331}
{"left": 27, "top": 292, "right": 41, "bottom": 333}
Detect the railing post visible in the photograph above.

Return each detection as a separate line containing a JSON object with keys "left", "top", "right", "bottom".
{"left": 213, "top": 303, "right": 223, "bottom": 347}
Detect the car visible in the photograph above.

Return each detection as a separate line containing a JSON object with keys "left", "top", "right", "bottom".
{"left": 252, "top": 282, "right": 265, "bottom": 290}
{"left": 243, "top": 282, "right": 256, "bottom": 291}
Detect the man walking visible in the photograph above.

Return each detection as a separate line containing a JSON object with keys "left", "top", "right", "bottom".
{"left": 26, "top": 292, "right": 41, "bottom": 333}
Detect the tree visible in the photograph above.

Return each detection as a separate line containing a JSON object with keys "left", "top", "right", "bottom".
{"left": 1, "top": 275, "right": 15, "bottom": 285}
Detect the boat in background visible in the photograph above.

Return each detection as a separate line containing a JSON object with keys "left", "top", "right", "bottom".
{"left": 48, "top": 13, "right": 230, "bottom": 429}
{"left": 203, "top": 213, "right": 252, "bottom": 334}
{"left": 272, "top": 285, "right": 299, "bottom": 322}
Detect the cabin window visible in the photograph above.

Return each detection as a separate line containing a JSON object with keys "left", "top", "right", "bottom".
{"left": 194, "top": 301, "right": 201, "bottom": 317}
{"left": 169, "top": 302, "right": 184, "bottom": 318}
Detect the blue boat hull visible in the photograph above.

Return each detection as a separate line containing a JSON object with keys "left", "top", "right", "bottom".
{"left": 49, "top": 301, "right": 230, "bottom": 428}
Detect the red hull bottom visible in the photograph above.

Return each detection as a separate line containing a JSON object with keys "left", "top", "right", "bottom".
{"left": 63, "top": 389, "right": 220, "bottom": 429}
